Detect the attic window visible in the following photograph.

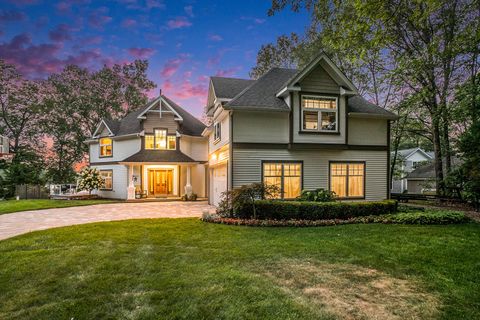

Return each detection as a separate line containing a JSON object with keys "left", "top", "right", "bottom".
{"left": 301, "top": 95, "right": 338, "bottom": 132}
{"left": 99, "top": 138, "right": 113, "bottom": 157}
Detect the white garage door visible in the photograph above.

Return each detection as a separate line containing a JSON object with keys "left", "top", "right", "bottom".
{"left": 212, "top": 165, "right": 227, "bottom": 206}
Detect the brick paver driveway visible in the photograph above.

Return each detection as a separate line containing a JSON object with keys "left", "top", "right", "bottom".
{"left": 0, "top": 201, "right": 215, "bottom": 241}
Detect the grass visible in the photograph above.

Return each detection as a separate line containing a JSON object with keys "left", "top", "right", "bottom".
{"left": 0, "top": 219, "right": 479, "bottom": 319}
{"left": 0, "top": 199, "right": 118, "bottom": 215}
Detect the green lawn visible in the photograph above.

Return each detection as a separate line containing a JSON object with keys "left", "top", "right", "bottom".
{"left": 0, "top": 199, "right": 118, "bottom": 215}
{"left": 0, "top": 219, "right": 479, "bottom": 320}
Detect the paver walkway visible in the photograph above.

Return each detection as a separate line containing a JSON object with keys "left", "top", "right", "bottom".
{"left": 0, "top": 201, "right": 215, "bottom": 241}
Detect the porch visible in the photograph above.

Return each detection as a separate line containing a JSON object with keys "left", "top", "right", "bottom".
{"left": 121, "top": 162, "right": 207, "bottom": 200}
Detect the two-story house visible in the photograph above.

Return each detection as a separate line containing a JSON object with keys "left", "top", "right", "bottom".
{"left": 87, "top": 96, "right": 208, "bottom": 200}
{"left": 391, "top": 147, "right": 434, "bottom": 193}
{"left": 204, "top": 53, "right": 397, "bottom": 205}
{"left": 88, "top": 53, "right": 397, "bottom": 204}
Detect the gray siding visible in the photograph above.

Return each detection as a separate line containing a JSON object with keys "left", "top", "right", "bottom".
{"left": 143, "top": 112, "right": 178, "bottom": 134}
{"left": 299, "top": 65, "right": 339, "bottom": 93}
{"left": 232, "top": 148, "right": 388, "bottom": 200}
{"left": 233, "top": 111, "right": 289, "bottom": 143}
{"left": 348, "top": 118, "right": 388, "bottom": 146}
{"left": 91, "top": 164, "right": 128, "bottom": 200}
{"left": 89, "top": 137, "right": 141, "bottom": 163}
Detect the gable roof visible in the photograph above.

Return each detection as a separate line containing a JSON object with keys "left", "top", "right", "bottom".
{"left": 210, "top": 77, "right": 255, "bottom": 99}
{"left": 394, "top": 147, "right": 434, "bottom": 160}
{"left": 121, "top": 149, "right": 198, "bottom": 163}
{"left": 217, "top": 67, "right": 396, "bottom": 118}
{"left": 93, "top": 95, "right": 206, "bottom": 138}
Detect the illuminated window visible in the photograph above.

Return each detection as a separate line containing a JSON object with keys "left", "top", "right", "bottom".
{"left": 155, "top": 129, "right": 167, "bottom": 149}
{"left": 100, "top": 170, "right": 113, "bottom": 190}
{"left": 263, "top": 162, "right": 302, "bottom": 199}
{"left": 99, "top": 138, "right": 112, "bottom": 157}
{"left": 330, "top": 162, "right": 365, "bottom": 198}
{"left": 145, "top": 135, "right": 155, "bottom": 149}
{"left": 302, "top": 96, "right": 337, "bottom": 132}
{"left": 167, "top": 136, "right": 176, "bottom": 150}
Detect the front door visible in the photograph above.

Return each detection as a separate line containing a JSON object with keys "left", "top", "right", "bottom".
{"left": 148, "top": 169, "right": 173, "bottom": 196}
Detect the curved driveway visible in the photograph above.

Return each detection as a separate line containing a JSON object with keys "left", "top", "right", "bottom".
{"left": 0, "top": 201, "right": 215, "bottom": 241}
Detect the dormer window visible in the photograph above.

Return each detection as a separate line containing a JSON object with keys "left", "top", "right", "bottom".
{"left": 213, "top": 122, "right": 221, "bottom": 143}
{"left": 301, "top": 95, "right": 338, "bottom": 132}
{"left": 99, "top": 138, "right": 113, "bottom": 157}
{"left": 145, "top": 129, "right": 176, "bottom": 150}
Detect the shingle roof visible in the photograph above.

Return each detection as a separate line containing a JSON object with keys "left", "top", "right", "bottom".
{"left": 225, "top": 68, "right": 296, "bottom": 111}
{"left": 122, "top": 149, "right": 198, "bottom": 163}
{"left": 406, "top": 162, "right": 435, "bottom": 179}
{"left": 100, "top": 95, "right": 206, "bottom": 137}
{"left": 216, "top": 67, "right": 397, "bottom": 118}
{"left": 210, "top": 77, "right": 255, "bottom": 99}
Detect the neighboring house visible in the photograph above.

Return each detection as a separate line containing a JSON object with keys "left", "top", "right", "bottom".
{"left": 391, "top": 147, "right": 433, "bottom": 193}
{"left": 204, "top": 53, "right": 397, "bottom": 205}
{"left": 405, "top": 157, "right": 461, "bottom": 194}
{"left": 87, "top": 53, "right": 397, "bottom": 204}
{"left": 0, "top": 135, "right": 13, "bottom": 163}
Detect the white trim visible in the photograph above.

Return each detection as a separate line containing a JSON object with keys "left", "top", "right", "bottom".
{"left": 92, "top": 119, "right": 115, "bottom": 138}
{"left": 276, "top": 86, "right": 302, "bottom": 98}
{"left": 278, "top": 52, "right": 358, "bottom": 96}
{"left": 300, "top": 94, "right": 339, "bottom": 133}
{"left": 137, "top": 97, "right": 184, "bottom": 121}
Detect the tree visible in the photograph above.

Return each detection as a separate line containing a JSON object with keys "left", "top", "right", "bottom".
{"left": 262, "top": 0, "right": 480, "bottom": 195}
{"left": 0, "top": 60, "right": 45, "bottom": 154}
{"left": 77, "top": 167, "right": 104, "bottom": 195}
{"left": 42, "top": 60, "right": 155, "bottom": 183}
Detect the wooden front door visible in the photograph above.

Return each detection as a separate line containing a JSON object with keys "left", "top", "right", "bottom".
{"left": 148, "top": 169, "right": 173, "bottom": 196}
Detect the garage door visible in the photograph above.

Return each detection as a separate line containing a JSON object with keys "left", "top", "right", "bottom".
{"left": 212, "top": 165, "right": 227, "bottom": 206}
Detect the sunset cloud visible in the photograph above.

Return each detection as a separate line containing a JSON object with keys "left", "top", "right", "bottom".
{"left": 88, "top": 7, "right": 112, "bottom": 29}
{"left": 49, "top": 24, "right": 72, "bottom": 42}
{"left": 128, "top": 47, "right": 155, "bottom": 59}
{"left": 166, "top": 16, "right": 192, "bottom": 29}
{"left": 160, "top": 54, "right": 189, "bottom": 78}
{"left": 215, "top": 67, "right": 242, "bottom": 77}
{"left": 122, "top": 18, "right": 137, "bottom": 28}
{"left": 208, "top": 34, "right": 223, "bottom": 42}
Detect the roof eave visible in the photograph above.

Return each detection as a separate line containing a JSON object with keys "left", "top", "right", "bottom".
{"left": 348, "top": 112, "right": 399, "bottom": 120}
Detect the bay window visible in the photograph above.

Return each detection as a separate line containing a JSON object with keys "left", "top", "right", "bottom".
{"left": 263, "top": 161, "right": 302, "bottom": 199}
{"left": 301, "top": 95, "right": 338, "bottom": 132}
{"left": 99, "top": 138, "right": 112, "bottom": 157}
{"left": 145, "top": 129, "right": 176, "bottom": 150}
{"left": 100, "top": 170, "right": 113, "bottom": 190}
{"left": 330, "top": 162, "right": 365, "bottom": 198}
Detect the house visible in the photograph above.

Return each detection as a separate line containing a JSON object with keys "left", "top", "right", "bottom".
{"left": 87, "top": 53, "right": 398, "bottom": 205}
{"left": 391, "top": 147, "right": 433, "bottom": 193}
{"left": 0, "top": 135, "right": 13, "bottom": 163}
{"left": 405, "top": 157, "right": 461, "bottom": 194}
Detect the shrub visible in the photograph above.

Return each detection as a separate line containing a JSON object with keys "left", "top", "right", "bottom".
{"left": 182, "top": 193, "right": 197, "bottom": 201}
{"left": 297, "top": 188, "right": 336, "bottom": 202}
{"left": 77, "top": 167, "right": 104, "bottom": 194}
{"left": 386, "top": 210, "right": 469, "bottom": 224}
{"left": 236, "top": 199, "right": 398, "bottom": 220}
{"left": 217, "top": 183, "right": 280, "bottom": 219}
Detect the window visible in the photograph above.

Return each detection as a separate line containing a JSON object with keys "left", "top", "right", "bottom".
{"left": 301, "top": 95, "right": 338, "bottom": 132}
{"left": 145, "top": 129, "right": 176, "bottom": 150}
{"left": 99, "top": 138, "right": 112, "bottom": 157}
{"left": 214, "top": 122, "right": 221, "bottom": 142}
{"left": 263, "top": 162, "right": 302, "bottom": 199}
{"left": 330, "top": 162, "right": 365, "bottom": 198}
{"left": 100, "top": 170, "right": 113, "bottom": 190}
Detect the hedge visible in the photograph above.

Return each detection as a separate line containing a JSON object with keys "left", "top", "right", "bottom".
{"left": 237, "top": 199, "right": 398, "bottom": 220}
{"left": 387, "top": 210, "right": 469, "bottom": 225}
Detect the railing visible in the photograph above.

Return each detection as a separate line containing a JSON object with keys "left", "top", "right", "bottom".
{"left": 49, "top": 184, "right": 77, "bottom": 196}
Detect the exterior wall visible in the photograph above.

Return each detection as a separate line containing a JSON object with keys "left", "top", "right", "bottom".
{"left": 232, "top": 148, "right": 388, "bottom": 201}
{"left": 233, "top": 111, "right": 289, "bottom": 143}
{"left": 209, "top": 110, "right": 230, "bottom": 153}
{"left": 179, "top": 164, "right": 206, "bottom": 197}
{"left": 348, "top": 118, "right": 388, "bottom": 146}
{"left": 299, "top": 65, "right": 339, "bottom": 93}
{"left": 180, "top": 136, "right": 208, "bottom": 161}
{"left": 90, "top": 164, "right": 128, "bottom": 199}
{"left": 143, "top": 112, "right": 178, "bottom": 134}
{"left": 89, "top": 137, "right": 141, "bottom": 163}
{"left": 292, "top": 91, "right": 347, "bottom": 144}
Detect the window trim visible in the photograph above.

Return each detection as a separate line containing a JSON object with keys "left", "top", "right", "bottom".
{"left": 99, "top": 169, "right": 113, "bottom": 191}
{"left": 143, "top": 127, "right": 177, "bottom": 150}
{"left": 99, "top": 137, "right": 113, "bottom": 158}
{"left": 299, "top": 94, "right": 340, "bottom": 135}
{"left": 213, "top": 122, "right": 221, "bottom": 144}
{"left": 328, "top": 161, "right": 366, "bottom": 199}
{"left": 261, "top": 160, "right": 304, "bottom": 199}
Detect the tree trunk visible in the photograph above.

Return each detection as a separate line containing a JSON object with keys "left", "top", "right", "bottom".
{"left": 432, "top": 121, "right": 444, "bottom": 196}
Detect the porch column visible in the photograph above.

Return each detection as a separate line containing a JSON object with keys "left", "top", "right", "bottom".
{"left": 127, "top": 164, "right": 135, "bottom": 200}
{"left": 184, "top": 165, "right": 193, "bottom": 196}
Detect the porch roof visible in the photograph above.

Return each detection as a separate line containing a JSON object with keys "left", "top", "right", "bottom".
{"left": 120, "top": 149, "right": 199, "bottom": 163}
